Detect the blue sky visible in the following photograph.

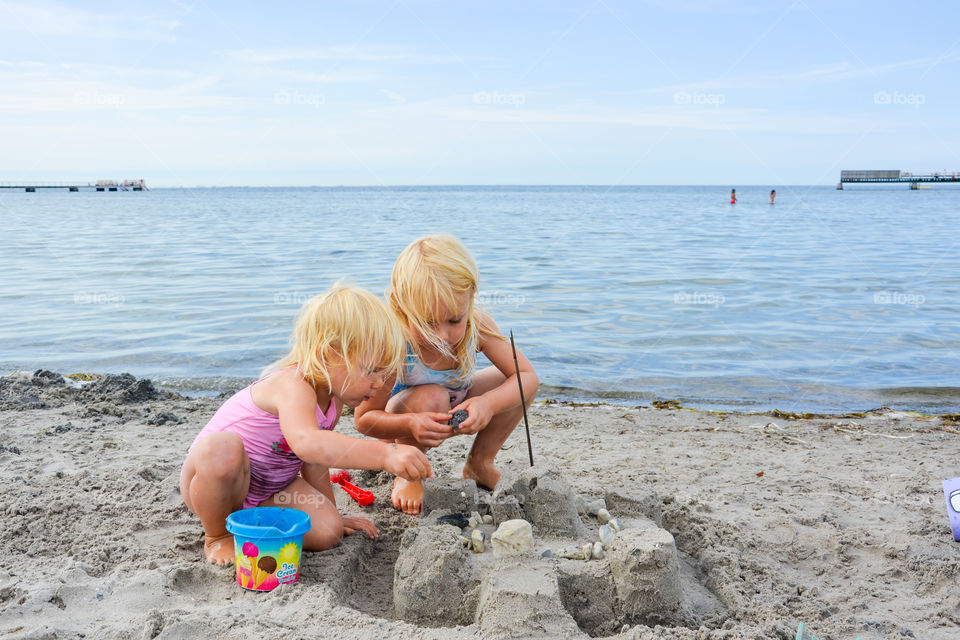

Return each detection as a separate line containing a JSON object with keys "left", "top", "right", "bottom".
{"left": 1, "top": 0, "right": 957, "bottom": 186}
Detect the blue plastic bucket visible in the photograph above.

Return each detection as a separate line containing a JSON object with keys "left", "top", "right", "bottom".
{"left": 225, "top": 507, "right": 311, "bottom": 591}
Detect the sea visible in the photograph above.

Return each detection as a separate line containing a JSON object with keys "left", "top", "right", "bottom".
{"left": 1, "top": 185, "right": 958, "bottom": 413}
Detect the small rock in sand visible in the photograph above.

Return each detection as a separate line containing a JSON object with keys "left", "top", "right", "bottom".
{"left": 490, "top": 519, "right": 534, "bottom": 558}
{"left": 586, "top": 499, "right": 606, "bottom": 517}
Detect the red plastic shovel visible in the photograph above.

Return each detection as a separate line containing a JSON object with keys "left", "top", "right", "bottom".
{"left": 329, "top": 470, "right": 375, "bottom": 506}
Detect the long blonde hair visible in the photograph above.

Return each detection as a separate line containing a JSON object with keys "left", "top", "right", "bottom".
{"left": 389, "top": 234, "right": 502, "bottom": 382}
{"left": 263, "top": 285, "right": 405, "bottom": 391}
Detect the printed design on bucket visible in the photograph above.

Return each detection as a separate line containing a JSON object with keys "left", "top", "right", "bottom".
{"left": 226, "top": 507, "right": 311, "bottom": 592}
{"left": 235, "top": 541, "right": 300, "bottom": 591}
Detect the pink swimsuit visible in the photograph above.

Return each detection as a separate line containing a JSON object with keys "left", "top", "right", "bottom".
{"left": 188, "top": 372, "right": 338, "bottom": 509}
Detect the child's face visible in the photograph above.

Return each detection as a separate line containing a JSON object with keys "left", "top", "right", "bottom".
{"left": 328, "top": 359, "right": 388, "bottom": 408}
{"left": 415, "top": 291, "right": 471, "bottom": 349}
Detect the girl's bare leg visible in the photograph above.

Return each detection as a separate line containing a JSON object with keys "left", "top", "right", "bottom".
{"left": 259, "top": 477, "right": 344, "bottom": 551}
{"left": 462, "top": 366, "right": 538, "bottom": 490}
{"left": 179, "top": 431, "right": 250, "bottom": 564}
{"left": 385, "top": 384, "right": 450, "bottom": 514}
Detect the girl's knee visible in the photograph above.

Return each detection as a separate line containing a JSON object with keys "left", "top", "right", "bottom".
{"left": 391, "top": 385, "right": 450, "bottom": 413}
{"left": 192, "top": 433, "right": 246, "bottom": 480}
{"left": 524, "top": 376, "right": 540, "bottom": 405}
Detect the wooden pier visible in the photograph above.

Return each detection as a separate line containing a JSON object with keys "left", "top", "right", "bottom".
{"left": 838, "top": 170, "right": 960, "bottom": 189}
{"left": 0, "top": 179, "right": 147, "bottom": 192}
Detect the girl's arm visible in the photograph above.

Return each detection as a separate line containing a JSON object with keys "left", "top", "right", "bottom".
{"left": 277, "top": 379, "right": 432, "bottom": 479}
{"left": 354, "top": 373, "right": 453, "bottom": 447}
{"left": 301, "top": 461, "right": 337, "bottom": 506}
{"left": 454, "top": 312, "right": 539, "bottom": 432}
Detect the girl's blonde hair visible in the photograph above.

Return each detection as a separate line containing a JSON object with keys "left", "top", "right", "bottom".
{"left": 389, "top": 234, "right": 501, "bottom": 382}
{"left": 263, "top": 285, "right": 405, "bottom": 391}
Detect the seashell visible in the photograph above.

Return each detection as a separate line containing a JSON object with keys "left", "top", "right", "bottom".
{"left": 598, "top": 524, "right": 616, "bottom": 546}
{"left": 592, "top": 541, "right": 605, "bottom": 560}
{"left": 482, "top": 514, "right": 494, "bottom": 525}
{"left": 558, "top": 547, "right": 586, "bottom": 560}
{"left": 471, "top": 528, "right": 486, "bottom": 553}
{"left": 581, "top": 543, "right": 594, "bottom": 560}
{"left": 597, "top": 508, "right": 611, "bottom": 524}
{"left": 539, "top": 548, "right": 554, "bottom": 559}
{"left": 468, "top": 511, "right": 483, "bottom": 529}
{"left": 586, "top": 499, "right": 606, "bottom": 517}
{"left": 609, "top": 518, "right": 623, "bottom": 532}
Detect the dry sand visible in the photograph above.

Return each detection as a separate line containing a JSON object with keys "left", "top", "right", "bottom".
{"left": 0, "top": 370, "right": 958, "bottom": 639}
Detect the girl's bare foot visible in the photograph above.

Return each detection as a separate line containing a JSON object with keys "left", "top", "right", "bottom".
{"left": 204, "top": 533, "right": 235, "bottom": 565}
{"left": 463, "top": 459, "right": 500, "bottom": 492}
{"left": 391, "top": 476, "right": 424, "bottom": 515}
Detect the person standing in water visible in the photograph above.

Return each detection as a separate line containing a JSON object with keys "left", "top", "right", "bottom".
{"left": 730, "top": 189, "right": 737, "bottom": 204}
{"left": 770, "top": 189, "right": 776, "bottom": 204}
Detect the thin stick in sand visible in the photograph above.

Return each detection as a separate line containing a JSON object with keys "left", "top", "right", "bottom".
{"left": 510, "top": 330, "right": 534, "bottom": 467}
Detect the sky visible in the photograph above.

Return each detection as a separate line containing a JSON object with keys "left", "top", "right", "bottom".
{"left": 0, "top": 0, "right": 958, "bottom": 187}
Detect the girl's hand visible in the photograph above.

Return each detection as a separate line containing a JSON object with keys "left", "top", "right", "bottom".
{"left": 343, "top": 516, "right": 379, "bottom": 539}
{"left": 451, "top": 396, "right": 493, "bottom": 435}
{"left": 408, "top": 412, "right": 455, "bottom": 448}
{"left": 384, "top": 443, "right": 434, "bottom": 481}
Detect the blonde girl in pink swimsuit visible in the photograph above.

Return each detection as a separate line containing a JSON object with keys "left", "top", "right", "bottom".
{"left": 355, "top": 235, "right": 539, "bottom": 515}
{"left": 180, "top": 286, "right": 433, "bottom": 564}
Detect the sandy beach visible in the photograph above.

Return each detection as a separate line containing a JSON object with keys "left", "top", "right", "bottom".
{"left": 1, "top": 370, "right": 958, "bottom": 639}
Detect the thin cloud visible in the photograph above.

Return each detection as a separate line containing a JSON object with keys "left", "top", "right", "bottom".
{"left": 638, "top": 55, "right": 959, "bottom": 94}
{"left": 222, "top": 45, "right": 476, "bottom": 65}
{"left": 380, "top": 88, "right": 407, "bottom": 104}
{"left": 0, "top": 0, "right": 182, "bottom": 42}
{"left": 435, "top": 103, "right": 898, "bottom": 135}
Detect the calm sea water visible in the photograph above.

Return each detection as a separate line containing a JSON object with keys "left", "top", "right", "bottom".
{"left": 1, "top": 185, "right": 958, "bottom": 413}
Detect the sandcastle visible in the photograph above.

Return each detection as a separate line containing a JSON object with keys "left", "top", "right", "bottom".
{"left": 390, "top": 465, "right": 727, "bottom": 638}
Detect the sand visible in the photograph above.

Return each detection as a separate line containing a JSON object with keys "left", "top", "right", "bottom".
{"left": 0, "top": 370, "right": 958, "bottom": 639}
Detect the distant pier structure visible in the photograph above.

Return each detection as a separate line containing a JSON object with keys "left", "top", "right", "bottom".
{"left": 0, "top": 179, "right": 147, "bottom": 192}
{"left": 838, "top": 170, "right": 960, "bottom": 190}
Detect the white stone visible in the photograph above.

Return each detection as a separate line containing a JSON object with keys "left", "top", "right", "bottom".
{"left": 592, "top": 541, "right": 605, "bottom": 560}
{"left": 586, "top": 499, "right": 606, "bottom": 517}
{"left": 490, "top": 519, "right": 534, "bottom": 557}
{"left": 599, "top": 524, "right": 616, "bottom": 546}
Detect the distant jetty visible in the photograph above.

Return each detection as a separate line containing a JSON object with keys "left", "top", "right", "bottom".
{"left": 838, "top": 170, "right": 960, "bottom": 189}
{"left": 0, "top": 179, "right": 147, "bottom": 192}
